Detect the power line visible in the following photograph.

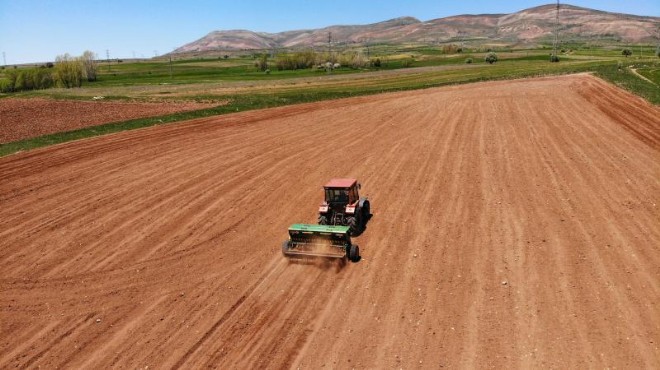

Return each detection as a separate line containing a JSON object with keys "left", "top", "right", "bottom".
{"left": 169, "top": 55, "right": 173, "bottom": 80}
{"left": 106, "top": 49, "right": 111, "bottom": 72}
{"left": 551, "top": 0, "right": 560, "bottom": 61}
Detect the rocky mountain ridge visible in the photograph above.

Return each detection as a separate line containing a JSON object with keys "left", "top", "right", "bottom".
{"left": 173, "top": 4, "right": 659, "bottom": 53}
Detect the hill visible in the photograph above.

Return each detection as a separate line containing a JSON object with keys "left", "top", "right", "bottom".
{"left": 173, "top": 4, "right": 659, "bottom": 53}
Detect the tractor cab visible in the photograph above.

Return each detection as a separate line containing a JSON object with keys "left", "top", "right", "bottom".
{"left": 323, "top": 178, "right": 360, "bottom": 205}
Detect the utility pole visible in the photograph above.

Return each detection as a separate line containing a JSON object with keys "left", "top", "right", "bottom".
{"left": 106, "top": 49, "right": 111, "bottom": 71}
{"left": 459, "top": 31, "right": 466, "bottom": 51}
{"left": 169, "top": 55, "right": 173, "bottom": 80}
{"left": 327, "top": 32, "right": 332, "bottom": 58}
{"left": 2, "top": 52, "right": 6, "bottom": 67}
{"left": 551, "top": 0, "right": 560, "bottom": 62}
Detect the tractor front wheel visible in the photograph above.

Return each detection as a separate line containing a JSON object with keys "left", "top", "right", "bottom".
{"left": 348, "top": 244, "right": 360, "bottom": 262}
{"left": 346, "top": 217, "right": 357, "bottom": 235}
{"left": 318, "top": 215, "right": 328, "bottom": 225}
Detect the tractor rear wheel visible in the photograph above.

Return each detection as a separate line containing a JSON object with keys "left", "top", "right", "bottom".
{"left": 348, "top": 244, "right": 360, "bottom": 262}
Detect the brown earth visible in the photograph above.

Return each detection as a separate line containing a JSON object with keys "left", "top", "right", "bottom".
{"left": 0, "top": 74, "right": 658, "bottom": 368}
{"left": 0, "top": 98, "right": 219, "bottom": 143}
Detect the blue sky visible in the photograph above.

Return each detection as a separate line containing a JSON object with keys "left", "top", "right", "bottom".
{"left": 1, "top": 0, "right": 658, "bottom": 64}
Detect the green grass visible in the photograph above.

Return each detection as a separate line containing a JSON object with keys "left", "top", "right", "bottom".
{"left": 594, "top": 63, "right": 660, "bottom": 104}
{"left": 0, "top": 59, "right": 611, "bottom": 157}
{"left": 1, "top": 47, "right": 658, "bottom": 157}
{"left": 635, "top": 66, "right": 660, "bottom": 85}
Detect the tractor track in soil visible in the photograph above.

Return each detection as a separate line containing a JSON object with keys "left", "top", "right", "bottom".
{"left": 1, "top": 74, "right": 659, "bottom": 368}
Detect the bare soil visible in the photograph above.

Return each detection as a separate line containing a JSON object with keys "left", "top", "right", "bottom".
{"left": 0, "top": 75, "right": 658, "bottom": 368}
{"left": 0, "top": 98, "right": 219, "bottom": 143}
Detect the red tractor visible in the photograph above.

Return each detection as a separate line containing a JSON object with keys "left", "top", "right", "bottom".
{"left": 318, "top": 178, "right": 370, "bottom": 235}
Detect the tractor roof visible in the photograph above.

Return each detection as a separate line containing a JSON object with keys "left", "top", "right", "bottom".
{"left": 288, "top": 223, "right": 350, "bottom": 235}
{"left": 324, "top": 178, "right": 357, "bottom": 189}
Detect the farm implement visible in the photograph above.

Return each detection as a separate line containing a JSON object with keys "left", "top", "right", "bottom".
{"left": 281, "top": 179, "right": 369, "bottom": 262}
{"left": 281, "top": 224, "right": 360, "bottom": 262}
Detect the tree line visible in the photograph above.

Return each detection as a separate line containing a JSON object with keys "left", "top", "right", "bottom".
{"left": 1, "top": 51, "right": 98, "bottom": 93}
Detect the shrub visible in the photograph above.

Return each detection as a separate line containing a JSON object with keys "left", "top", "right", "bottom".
{"left": 485, "top": 52, "right": 498, "bottom": 64}
{"left": 275, "top": 51, "right": 316, "bottom": 70}
{"left": 622, "top": 49, "right": 632, "bottom": 57}
{"left": 370, "top": 58, "right": 381, "bottom": 67}
{"left": 442, "top": 44, "right": 460, "bottom": 54}
{"left": 0, "top": 79, "right": 12, "bottom": 93}
{"left": 274, "top": 51, "right": 367, "bottom": 71}
{"left": 465, "top": 58, "right": 473, "bottom": 64}
{"left": 55, "top": 53, "right": 83, "bottom": 88}
{"left": 338, "top": 52, "right": 368, "bottom": 69}
{"left": 1, "top": 67, "right": 54, "bottom": 92}
{"left": 550, "top": 55, "right": 560, "bottom": 63}
{"left": 81, "top": 50, "right": 98, "bottom": 82}
{"left": 256, "top": 54, "right": 269, "bottom": 71}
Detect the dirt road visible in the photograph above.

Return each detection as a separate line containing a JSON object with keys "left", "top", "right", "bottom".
{"left": 1, "top": 74, "right": 658, "bottom": 368}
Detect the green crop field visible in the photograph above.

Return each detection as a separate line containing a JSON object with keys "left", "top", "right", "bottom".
{"left": 1, "top": 43, "right": 658, "bottom": 157}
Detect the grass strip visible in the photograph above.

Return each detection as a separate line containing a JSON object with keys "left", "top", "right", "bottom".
{"left": 593, "top": 63, "right": 660, "bottom": 104}
{"left": 1, "top": 60, "right": 656, "bottom": 158}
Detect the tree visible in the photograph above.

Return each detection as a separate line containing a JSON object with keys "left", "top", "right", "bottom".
{"left": 55, "top": 53, "right": 83, "bottom": 88}
{"left": 485, "top": 52, "right": 498, "bottom": 64}
{"left": 80, "top": 50, "right": 98, "bottom": 81}
{"left": 622, "top": 48, "right": 632, "bottom": 57}
{"left": 256, "top": 54, "right": 268, "bottom": 71}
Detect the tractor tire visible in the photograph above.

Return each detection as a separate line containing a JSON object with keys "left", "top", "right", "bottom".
{"left": 347, "top": 217, "right": 357, "bottom": 235}
{"left": 318, "top": 215, "right": 328, "bottom": 225}
{"left": 348, "top": 244, "right": 360, "bottom": 262}
{"left": 363, "top": 201, "right": 370, "bottom": 218}
{"left": 281, "top": 240, "right": 291, "bottom": 256}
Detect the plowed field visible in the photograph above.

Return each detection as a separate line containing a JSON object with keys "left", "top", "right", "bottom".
{"left": 0, "top": 98, "right": 218, "bottom": 143}
{"left": 1, "top": 74, "right": 658, "bottom": 368}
